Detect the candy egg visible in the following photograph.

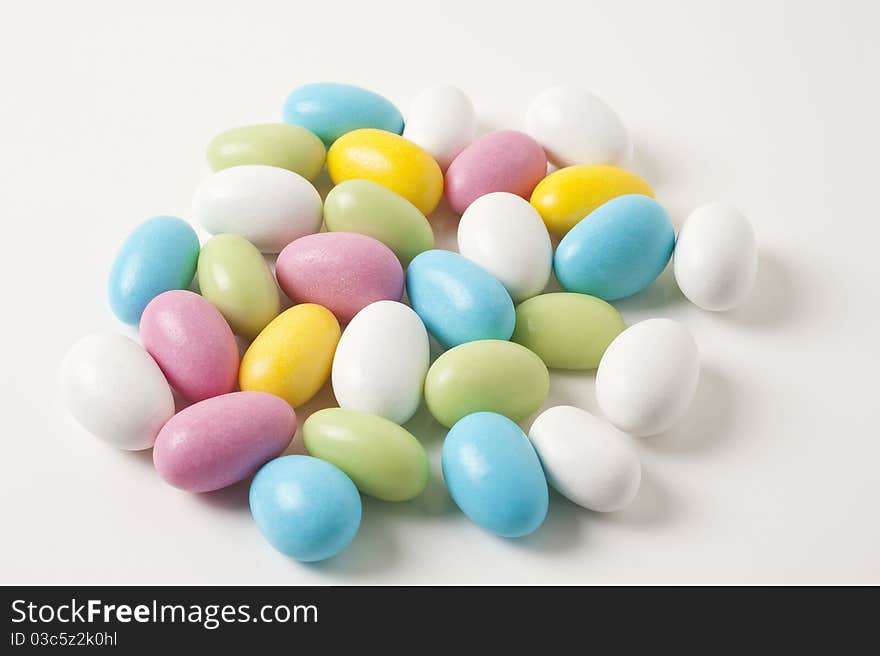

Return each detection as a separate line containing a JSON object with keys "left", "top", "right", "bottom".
{"left": 332, "top": 301, "right": 429, "bottom": 424}
{"left": 674, "top": 202, "right": 758, "bottom": 311}
{"left": 511, "top": 293, "right": 625, "bottom": 369}
{"left": 403, "top": 84, "right": 476, "bottom": 170}
{"left": 530, "top": 165, "right": 654, "bottom": 237}
{"left": 193, "top": 165, "right": 322, "bottom": 253}
{"left": 282, "top": 82, "right": 404, "bottom": 147}
{"left": 323, "top": 179, "right": 434, "bottom": 265}
{"left": 596, "top": 318, "right": 700, "bottom": 436}
{"left": 327, "top": 128, "right": 443, "bottom": 215}
{"left": 528, "top": 406, "right": 641, "bottom": 512}
{"left": 525, "top": 85, "right": 632, "bottom": 168}
{"left": 153, "top": 392, "right": 296, "bottom": 493}
{"left": 61, "top": 333, "right": 174, "bottom": 450}
{"left": 107, "top": 216, "right": 199, "bottom": 325}
{"left": 197, "top": 234, "right": 280, "bottom": 340}
{"left": 206, "top": 123, "right": 326, "bottom": 181}
{"left": 554, "top": 194, "right": 675, "bottom": 300}
{"left": 406, "top": 250, "right": 515, "bottom": 348}
{"left": 140, "top": 290, "right": 239, "bottom": 402}
{"left": 425, "top": 340, "right": 549, "bottom": 428}
{"left": 239, "top": 304, "right": 341, "bottom": 408}
{"left": 442, "top": 412, "right": 548, "bottom": 537}
{"left": 303, "top": 408, "right": 429, "bottom": 502}
{"left": 275, "top": 232, "right": 404, "bottom": 324}
{"left": 445, "top": 130, "right": 547, "bottom": 215}
{"left": 457, "top": 192, "right": 552, "bottom": 302}
{"left": 250, "top": 455, "right": 361, "bottom": 562}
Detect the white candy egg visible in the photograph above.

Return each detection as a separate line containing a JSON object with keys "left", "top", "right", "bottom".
{"left": 61, "top": 333, "right": 175, "bottom": 450}
{"left": 596, "top": 318, "right": 700, "bottom": 437}
{"left": 403, "top": 85, "right": 476, "bottom": 171}
{"left": 457, "top": 192, "right": 553, "bottom": 302}
{"left": 525, "top": 85, "right": 632, "bottom": 168}
{"left": 193, "top": 164, "right": 322, "bottom": 253}
{"left": 331, "top": 301, "right": 430, "bottom": 424}
{"left": 674, "top": 202, "right": 758, "bottom": 311}
{"left": 529, "top": 405, "right": 641, "bottom": 512}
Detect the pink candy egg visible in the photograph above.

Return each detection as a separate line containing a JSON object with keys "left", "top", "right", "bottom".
{"left": 140, "top": 290, "right": 239, "bottom": 402}
{"left": 153, "top": 391, "right": 296, "bottom": 492}
{"left": 275, "top": 232, "right": 404, "bottom": 324}
{"left": 445, "top": 130, "right": 548, "bottom": 215}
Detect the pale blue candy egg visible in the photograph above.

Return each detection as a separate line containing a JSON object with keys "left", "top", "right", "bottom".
{"left": 442, "top": 412, "right": 548, "bottom": 537}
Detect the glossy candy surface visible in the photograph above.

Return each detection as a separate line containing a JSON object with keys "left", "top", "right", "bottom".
{"left": 442, "top": 412, "right": 548, "bottom": 537}
{"left": 406, "top": 250, "right": 515, "bottom": 349}
{"left": 554, "top": 194, "right": 675, "bottom": 300}
{"left": 275, "top": 232, "right": 404, "bottom": 324}
{"left": 303, "top": 408, "right": 429, "bottom": 502}
{"left": 250, "top": 455, "right": 361, "bottom": 562}
{"left": 206, "top": 123, "right": 326, "bottom": 180}
{"left": 327, "top": 129, "right": 443, "bottom": 215}
{"left": 403, "top": 85, "right": 476, "bottom": 170}
{"left": 140, "top": 290, "right": 239, "bottom": 402}
{"left": 282, "top": 82, "right": 404, "bottom": 147}
{"left": 153, "top": 392, "right": 296, "bottom": 493}
{"left": 108, "top": 216, "right": 199, "bottom": 325}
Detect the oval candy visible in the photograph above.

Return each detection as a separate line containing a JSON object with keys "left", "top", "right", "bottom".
{"left": 442, "top": 412, "right": 548, "bottom": 538}
{"left": 275, "top": 232, "right": 404, "bottom": 324}
{"left": 511, "top": 293, "right": 625, "bottom": 370}
{"left": 406, "top": 250, "right": 515, "bottom": 349}
{"left": 193, "top": 165, "right": 322, "bottom": 253}
{"left": 445, "top": 130, "right": 547, "bottom": 215}
{"left": 61, "top": 333, "right": 174, "bottom": 450}
{"left": 282, "top": 82, "right": 404, "bottom": 147}
{"left": 206, "top": 123, "right": 326, "bottom": 181}
{"left": 327, "top": 128, "right": 443, "bottom": 215}
{"left": 596, "top": 318, "right": 700, "bottom": 436}
{"left": 303, "top": 408, "right": 429, "bottom": 502}
{"left": 140, "top": 290, "right": 239, "bottom": 402}
{"left": 153, "top": 391, "right": 296, "bottom": 493}
{"left": 250, "top": 455, "right": 362, "bottom": 562}
{"left": 554, "top": 194, "right": 675, "bottom": 301}
{"left": 197, "top": 234, "right": 280, "bottom": 340}
{"left": 674, "top": 202, "right": 758, "bottom": 311}
{"left": 529, "top": 406, "right": 641, "bottom": 512}
{"left": 525, "top": 86, "right": 632, "bottom": 168}
{"left": 332, "top": 301, "right": 429, "bottom": 425}
{"left": 457, "top": 192, "right": 552, "bottom": 302}
{"left": 239, "top": 303, "right": 341, "bottom": 408}
{"left": 425, "top": 340, "right": 549, "bottom": 428}
{"left": 323, "top": 179, "right": 434, "bottom": 265}
{"left": 108, "top": 216, "right": 199, "bottom": 325}
{"left": 530, "top": 165, "right": 654, "bottom": 237}
{"left": 403, "top": 84, "right": 476, "bottom": 171}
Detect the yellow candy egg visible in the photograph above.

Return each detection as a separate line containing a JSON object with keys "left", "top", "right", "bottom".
{"left": 239, "top": 304, "right": 341, "bottom": 407}
{"left": 327, "top": 128, "right": 443, "bottom": 215}
{"left": 530, "top": 165, "right": 654, "bottom": 237}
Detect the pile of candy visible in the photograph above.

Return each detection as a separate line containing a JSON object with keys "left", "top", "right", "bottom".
{"left": 61, "top": 83, "right": 758, "bottom": 562}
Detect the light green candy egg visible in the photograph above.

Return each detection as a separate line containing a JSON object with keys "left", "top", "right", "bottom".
{"left": 207, "top": 124, "right": 326, "bottom": 181}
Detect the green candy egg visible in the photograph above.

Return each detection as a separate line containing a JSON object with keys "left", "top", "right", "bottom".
{"left": 207, "top": 124, "right": 326, "bottom": 181}
{"left": 197, "top": 234, "right": 280, "bottom": 340}
{"left": 323, "top": 179, "right": 434, "bottom": 265}
{"left": 512, "top": 293, "right": 625, "bottom": 369}
{"left": 303, "top": 408, "right": 429, "bottom": 502}
{"left": 425, "top": 340, "right": 549, "bottom": 428}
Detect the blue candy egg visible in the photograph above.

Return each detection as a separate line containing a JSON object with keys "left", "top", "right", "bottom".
{"left": 249, "top": 455, "right": 362, "bottom": 562}
{"left": 442, "top": 412, "right": 548, "bottom": 538}
{"left": 107, "top": 216, "right": 200, "bottom": 325}
{"left": 554, "top": 194, "right": 675, "bottom": 300}
{"left": 406, "top": 250, "right": 515, "bottom": 348}
{"left": 282, "top": 82, "right": 404, "bottom": 147}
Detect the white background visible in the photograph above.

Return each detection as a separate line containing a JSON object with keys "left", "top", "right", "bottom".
{"left": 2, "top": 0, "right": 878, "bottom": 584}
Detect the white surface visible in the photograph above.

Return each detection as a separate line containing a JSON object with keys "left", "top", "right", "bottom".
{"left": 1, "top": 0, "right": 879, "bottom": 584}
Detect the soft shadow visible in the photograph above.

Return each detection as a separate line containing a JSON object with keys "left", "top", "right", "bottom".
{"left": 306, "top": 500, "right": 399, "bottom": 575}
{"left": 286, "top": 381, "right": 338, "bottom": 456}
{"left": 403, "top": 400, "right": 447, "bottom": 444}
{"left": 195, "top": 477, "right": 252, "bottom": 512}
{"left": 722, "top": 251, "right": 800, "bottom": 330}
{"left": 512, "top": 489, "right": 586, "bottom": 554}
{"left": 427, "top": 194, "right": 460, "bottom": 250}
{"left": 125, "top": 447, "right": 157, "bottom": 470}
{"left": 312, "top": 168, "right": 334, "bottom": 201}
{"left": 596, "top": 468, "right": 678, "bottom": 528}
{"left": 642, "top": 364, "right": 734, "bottom": 454}
{"left": 612, "top": 264, "right": 686, "bottom": 316}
